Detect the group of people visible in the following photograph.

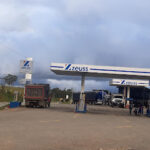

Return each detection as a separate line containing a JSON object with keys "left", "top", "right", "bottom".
{"left": 129, "top": 101, "right": 149, "bottom": 116}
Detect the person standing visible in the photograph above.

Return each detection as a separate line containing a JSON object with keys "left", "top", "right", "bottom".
{"left": 141, "top": 104, "right": 144, "bottom": 115}
{"left": 129, "top": 101, "right": 133, "bottom": 115}
{"left": 138, "top": 104, "right": 142, "bottom": 115}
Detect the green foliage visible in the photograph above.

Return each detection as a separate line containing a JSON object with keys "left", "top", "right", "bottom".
{"left": 0, "top": 86, "right": 13, "bottom": 102}
{"left": 18, "top": 93, "right": 23, "bottom": 102}
{"left": 0, "top": 86, "right": 23, "bottom": 102}
{"left": 51, "top": 88, "right": 72, "bottom": 102}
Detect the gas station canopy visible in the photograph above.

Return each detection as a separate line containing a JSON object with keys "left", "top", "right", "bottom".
{"left": 110, "top": 79, "right": 149, "bottom": 87}
{"left": 50, "top": 63, "right": 150, "bottom": 80}
{"left": 50, "top": 63, "right": 150, "bottom": 112}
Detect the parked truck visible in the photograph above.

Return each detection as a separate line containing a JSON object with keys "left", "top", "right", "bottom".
{"left": 25, "top": 84, "right": 51, "bottom": 108}
{"left": 73, "top": 92, "right": 96, "bottom": 104}
{"left": 73, "top": 90, "right": 108, "bottom": 105}
{"left": 111, "top": 94, "right": 125, "bottom": 108}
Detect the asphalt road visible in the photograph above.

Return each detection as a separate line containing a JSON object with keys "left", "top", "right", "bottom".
{"left": 0, "top": 104, "right": 150, "bottom": 150}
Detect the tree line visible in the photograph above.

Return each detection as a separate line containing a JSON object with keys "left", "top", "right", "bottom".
{"left": 1, "top": 74, "right": 73, "bottom": 102}
{"left": 51, "top": 88, "right": 73, "bottom": 101}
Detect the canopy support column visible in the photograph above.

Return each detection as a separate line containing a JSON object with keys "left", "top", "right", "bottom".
{"left": 123, "top": 87, "right": 126, "bottom": 108}
{"left": 126, "top": 86, "right": 130, "bottom": 108}
{"left": 76, "top": 75, "right": 87, "bottom": 113}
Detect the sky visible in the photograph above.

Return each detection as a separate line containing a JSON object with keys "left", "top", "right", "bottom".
{"left": 0, "top": 0, "right": 150, "bottom": 91}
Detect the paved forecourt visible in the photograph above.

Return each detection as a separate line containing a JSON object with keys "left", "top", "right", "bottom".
{"left": 0, "top": 105, "right": 150, "bottom": 150}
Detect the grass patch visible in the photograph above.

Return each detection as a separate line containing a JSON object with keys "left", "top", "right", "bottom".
{"left": 0, "top": 104, "right": 9, "bottom": 110}
{"left": 0, "top": 86, "right": 23, "bottom": 102}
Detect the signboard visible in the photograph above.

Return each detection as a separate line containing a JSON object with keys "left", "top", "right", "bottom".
{"left": 64, "top": 64, "right": 89, "bottom": 72}
{"left": 25, "top": 74, "right": 32, "bottom": 81}
{"left": 20, "top": 60, "right": 33, "bottom": 73}
{"left": 110, "top": 79, "right": 149, "bottom": 87}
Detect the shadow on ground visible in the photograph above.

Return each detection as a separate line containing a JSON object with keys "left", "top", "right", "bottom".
{"left": 49, "top": 104, "right": 132, "bottom": 117}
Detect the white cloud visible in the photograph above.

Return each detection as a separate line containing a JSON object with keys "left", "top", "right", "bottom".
{"left": 0, "top": 3, "right": 32, "bottom": 33}
{"left": 47, "top": 79, "right": 116, "bottom": 92}
{"left": 0, "top": 0, "right": 150, "bottom": 90}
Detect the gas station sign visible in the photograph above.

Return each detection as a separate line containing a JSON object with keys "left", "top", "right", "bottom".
{"left": 110, "top": 79, "right": 149, "bottom": 87}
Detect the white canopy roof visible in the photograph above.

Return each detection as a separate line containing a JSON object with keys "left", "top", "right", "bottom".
{"left": 50, "top": 63, "right": 150, "bottom": 80}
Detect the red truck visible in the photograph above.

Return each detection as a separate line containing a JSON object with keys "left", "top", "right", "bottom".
{"left": 25, "top": 84, "right": 51, "bottom": 108}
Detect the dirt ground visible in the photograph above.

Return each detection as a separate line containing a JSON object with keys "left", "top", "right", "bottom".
{"left": 0, "top": 104, "right": 150, "bottom": 150}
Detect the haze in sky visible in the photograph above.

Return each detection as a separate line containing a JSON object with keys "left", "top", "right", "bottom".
{"left": 0, "top": 0, "right": 150, "bottom": 91}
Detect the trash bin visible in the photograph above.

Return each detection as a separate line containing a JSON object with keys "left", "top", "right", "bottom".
{"left": 10, "top": 102, "right": 21, "bottom": 108}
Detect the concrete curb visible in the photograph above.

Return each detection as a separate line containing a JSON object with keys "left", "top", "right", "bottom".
{"left": 0, "top": 102, "right": 9, "bottom": 109}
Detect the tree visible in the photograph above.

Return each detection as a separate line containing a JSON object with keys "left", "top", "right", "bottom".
{"left": 4, "top": 74, "right": 17, "bottom": 86}
{"left": 51, "top": 88, "right": 73, "bottom": 101}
